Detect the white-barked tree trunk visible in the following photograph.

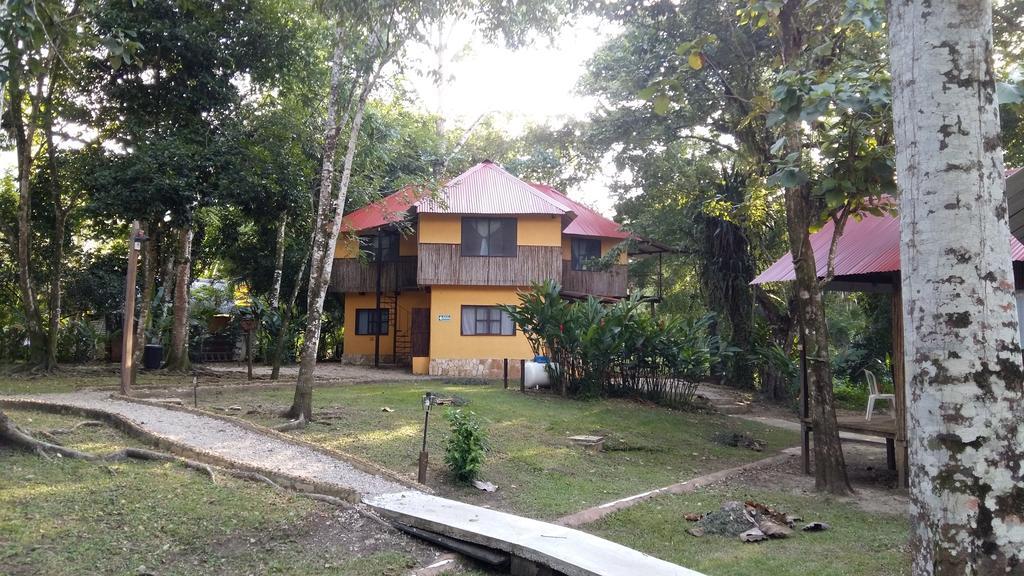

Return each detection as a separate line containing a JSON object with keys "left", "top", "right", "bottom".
{"left": 890, "top": 1, "right": 1024, "bottom": 573}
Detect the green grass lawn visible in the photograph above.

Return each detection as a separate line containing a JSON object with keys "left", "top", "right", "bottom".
{"left": 589, "top": 486, "right": 909, "bottom": 576}
{"left": 202, "top": 382, "right": 799, "bottom": 519}
{"left": 0, "top": 408, "right": 451, "bottom": 576}
{"left": 0, "top": 368, "right": 201, "bottom": 395}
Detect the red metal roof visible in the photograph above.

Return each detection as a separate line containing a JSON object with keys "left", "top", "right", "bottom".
{"left": 417, "top": 161, "right": 572, "bottom": 215}
{"left": 529, "top": 183, "right": 630, "bottom": 239}
{"left": 753, "top": 205, "right": 1024, "bottom": 284}
{"left": 341, "top": 185, "right": 423, "bottom": 233}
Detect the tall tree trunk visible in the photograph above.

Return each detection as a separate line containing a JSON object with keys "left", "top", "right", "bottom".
{"left": 287, "top": 29, "right": 384, "bottom": 420}
{"left": 43, "top": 118, "right": 71, "bottom": 371}
{"left": 165, "top": 225, "right": 193, "bottom": 372}
{"left": 778, "top": 0, "right": 851, "bottom": 495}
{"left": 132, "top": 222, "right": 158, "bottom": 384}
{"left": 269, "top": 216, "right": 288, "bottom": 309}
{"left": 890, "top": 1, "right": 1024, "bottom": 572}
{"left": 9, "top": 75, "right": 47, "bottom": 367}
{"left": 45, "top": 209, "right": 67, "bottom": 370}
{"left": 271, "top": 252, "right": 307, "bottom": 380}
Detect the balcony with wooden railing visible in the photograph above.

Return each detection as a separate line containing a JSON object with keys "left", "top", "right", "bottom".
{"left": 330, "top": 257, "right": 418, "bottom": 293}
{"left": 561, "top": 261, "right": 628, "bottom": 298}
{"left": 416, "top": 244, "right": 562, "bottom": 286}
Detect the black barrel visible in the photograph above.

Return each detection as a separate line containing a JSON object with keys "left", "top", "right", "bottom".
{"left": 143, "top": 344, "right": 163, "bottom": 370}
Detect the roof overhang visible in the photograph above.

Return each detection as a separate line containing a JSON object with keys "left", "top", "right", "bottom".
{"left": 1005, "top": 168, "right": 1024, "bottom": 242}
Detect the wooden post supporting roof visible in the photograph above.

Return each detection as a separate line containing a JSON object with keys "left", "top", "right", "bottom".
{"left": 891, "top": 282, "right": 908, "bottom": 488}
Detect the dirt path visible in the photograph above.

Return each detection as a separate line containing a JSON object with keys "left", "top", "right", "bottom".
{"left": 556, "top": 448, "right": 801, "bottom": 528}
{"left": 4, "top": 391, "right": 408, "bottom": 497}
{"left": 204, "top": 362, "right": 441, "bottom": 383}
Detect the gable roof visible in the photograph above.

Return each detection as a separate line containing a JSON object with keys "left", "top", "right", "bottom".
{"left": 340, "top": 185, "right": 423, "bottom": 233}
{"left": 1005, "top": 168, "right": 1024, "bottom": 242}
{"left": 416, "top": 161, "right": 573, "bottom": 215}
{"left": 753, "top": 193, "right": 1024, "bottom": 284}
{"left": 529, "top": 182, "right": 630, "bottom": 239}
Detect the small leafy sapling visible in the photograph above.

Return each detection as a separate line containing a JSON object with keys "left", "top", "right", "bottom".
{"left": 443, "top": 408, "right": 488, "bottom": 483}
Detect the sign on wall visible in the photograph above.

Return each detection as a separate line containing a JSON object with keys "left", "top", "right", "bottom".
{"left": 437, "top": 314, "right": 452, "bottom": 322}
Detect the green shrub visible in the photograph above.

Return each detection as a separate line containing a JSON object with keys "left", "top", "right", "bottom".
{"left": 501, "top": 281, "right": 718, "bottom": 408}
{"left": 833, "top": 377, "right": 869, "bottom": 411}
{"left": 57, "top": 319, "right": 100, "bottom": 363}
{"left": 443, "top": 409, "right": 487, "bottom": 483}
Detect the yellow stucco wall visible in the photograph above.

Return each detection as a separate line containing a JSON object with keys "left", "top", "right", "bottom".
{"left": 400, "top": 231, "right": 418, "bottom": 256}
{"left": 343, "top": 291, "right": 430, "bottom": 358}
{"left": 561, "top": 237, "right": 629, "bottom": 265}
{"left": 518, "top": 215, "right": 562, "bottom": 246}
{"left": 418, "top": 214, "right": 561, "bottom": 247}
{"left": 428, "top": 286, "right": 534, "bottom": 360}
{"left": 335, "top": 230, "right": 418, "bottom": 259}
{"left": 335, "top": 234, "right": 359, "bottom": 258}
{"left": 418, "top": 214, "right": 462, "bottom": 244}
{"left": 602, "top": 238, "right": 630, "bottom": 265}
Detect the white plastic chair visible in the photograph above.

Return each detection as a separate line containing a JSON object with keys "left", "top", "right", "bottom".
{"left": 864, "top": 369, "right": 894, "bottom": 421}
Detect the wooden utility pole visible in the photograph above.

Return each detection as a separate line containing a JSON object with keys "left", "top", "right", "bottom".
{"left": 120, "top": 221, "right": 142, "bottom": 396}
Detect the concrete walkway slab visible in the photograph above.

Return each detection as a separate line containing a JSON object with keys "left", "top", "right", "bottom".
{"left": 3, "top": 392, "right": 407, "bottom": 498}
{"left": 365, "top": 491, "right": 704, "bottom": 576}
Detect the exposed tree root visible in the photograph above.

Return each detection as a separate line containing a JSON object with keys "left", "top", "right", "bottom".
{"left": 302, "top": 492, "right": 348, "bottom": 506}
{"left": 2, "top": 410, "right": 357, "bottom": 510}
{"left": 273, "top": 416, "right": 307, "bottom": 432}
{"left": 225, "top": 470, "right": 283, "bottom": 491}
{"left": 1, "top": 411, "right": 215, "bottom": 481}
{"left": 34, "top": 430, "right": 65, "bottom": 445}
{"left": 48, "top": 420, "right": 104, "bottom": 435}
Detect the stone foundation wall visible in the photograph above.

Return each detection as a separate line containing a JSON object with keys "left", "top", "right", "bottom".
{"left": 428, "top": 358, "right": 524, "bottom": 379}
{"left": 342, "top": 353, "right": 397, "bottom": 365}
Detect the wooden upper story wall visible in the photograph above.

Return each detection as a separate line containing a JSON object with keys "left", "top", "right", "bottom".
{"left": 416, "top": 244, "right": 562, "bottom": 286}
{"left": 331, "top": 213, "right": 628, "bottom": 292}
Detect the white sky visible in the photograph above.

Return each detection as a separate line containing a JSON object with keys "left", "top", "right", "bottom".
{"left": 402, "top": 15, "right": 622, "bottom": 216}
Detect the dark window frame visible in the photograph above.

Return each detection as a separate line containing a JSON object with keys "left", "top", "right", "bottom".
{"left": 571, "top": 237, "right": 603, "bottom": 271}
{"left": 460, "top": 217, "right": 518, "bottom": 257}
{"left": 360, "top": 231, "right": 400, "bottom": 263}
{"left": 354, "top": 308, "right": 389, "bottom": 335}
{"left": 460, "top": 306, "right": 516, "bottom": 336}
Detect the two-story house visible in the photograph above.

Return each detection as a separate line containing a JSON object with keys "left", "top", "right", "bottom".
{"left": 330, "top": 160, "right": 662, "bottom": 377}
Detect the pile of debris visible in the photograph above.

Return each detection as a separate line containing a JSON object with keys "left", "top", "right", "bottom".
{"left": 686, "top": 500, "right": 829, "bottom": 543}
{"left": 711, "top": 431, "right": 764, "bottom": 452}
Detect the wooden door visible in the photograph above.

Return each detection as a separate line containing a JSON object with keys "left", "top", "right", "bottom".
{"left": 410, "top": 308, "right": 430, "bottom": 357}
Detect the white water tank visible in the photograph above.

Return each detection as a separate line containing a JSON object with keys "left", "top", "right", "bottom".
{"left": 523, "top": 361, "right": 552, "bottom": 389}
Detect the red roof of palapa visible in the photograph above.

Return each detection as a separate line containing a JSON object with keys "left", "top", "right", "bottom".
{"left": 752, "top": 203, "right": 1024, "bottom": 284}
{"left": 339, "top": 161, "right": 628, "bottom": 240}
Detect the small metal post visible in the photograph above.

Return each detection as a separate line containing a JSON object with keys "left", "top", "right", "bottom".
{"left": 503, "top": 358, "right": 509, "bottom": 389}
{"left": 417, "top": 391, "right": 434, "bottom": 484}
{"left": 520, "top": 359, "right": 526, "bottom": 393}
{"left": 246, "top": 329, "right": 254, "bottom": 380}
{"left": 192, "top": 375, "right": 199, "bottom": 407}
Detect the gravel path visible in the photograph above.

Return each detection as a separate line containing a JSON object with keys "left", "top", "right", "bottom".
{"left": 6, "top": 391, "right": 407, "bottom": 497}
